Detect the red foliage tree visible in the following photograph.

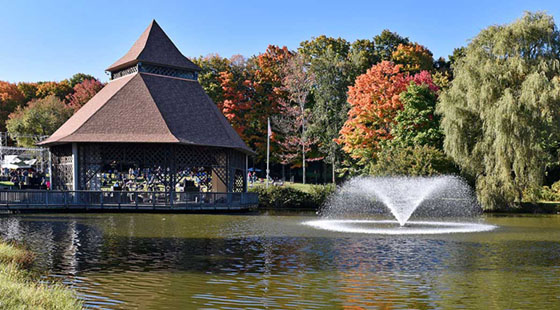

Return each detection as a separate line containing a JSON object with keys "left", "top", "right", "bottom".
{"left": 219, "top": 46, "right": 293, "bottom": 160}
{"left": 65, "top": 78, "right": 105, "bottom": 110}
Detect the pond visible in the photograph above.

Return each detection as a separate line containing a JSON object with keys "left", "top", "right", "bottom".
{"left": 0, "top": 212, "right": 559, "bottom": 309}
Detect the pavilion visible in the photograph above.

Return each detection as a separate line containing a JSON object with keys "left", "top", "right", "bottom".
{"left": 39, "top": 20, "right": 253, "bottom": 195}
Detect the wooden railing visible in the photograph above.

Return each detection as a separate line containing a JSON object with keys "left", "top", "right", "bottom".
{"left": 0, "top": 190, "right": 259, "bottom": 211}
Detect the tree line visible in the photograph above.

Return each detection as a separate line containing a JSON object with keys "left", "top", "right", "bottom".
{"left": 1, "top": 12, "right": 559, "bottom": 210}
{"left": 0, "top": 73, "right": 104, "bottom": 146}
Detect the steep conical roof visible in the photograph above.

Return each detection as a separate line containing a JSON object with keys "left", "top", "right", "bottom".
{"left": 41, "top": 21, "right": 252, "bottom": 154}
{"left": 106, "top": 20, "right": 201, "bottom": 72}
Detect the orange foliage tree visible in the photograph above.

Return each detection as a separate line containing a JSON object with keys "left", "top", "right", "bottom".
{"left": 0, "top": 81, "right": 25, "bottom": 131}
{"left": 338, "top": 61, "right": 439, "bottom": 162}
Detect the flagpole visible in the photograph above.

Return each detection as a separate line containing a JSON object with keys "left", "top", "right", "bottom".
{"left": 266, "top": 117, "right": 270, "bottom": 189}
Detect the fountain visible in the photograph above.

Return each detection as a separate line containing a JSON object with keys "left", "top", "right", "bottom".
{"left": 304, "top": 176, "right": 496, "bottom": 235}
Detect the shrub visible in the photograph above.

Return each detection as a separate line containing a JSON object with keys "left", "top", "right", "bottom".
{"left": 529, "top": 181, "right": 560, "bottom": 202}
{"left": 309, "top": 184, "right": 336, "bottom": 208}
{"left": 250, "top": 184, "right": 335, "bottom": 210}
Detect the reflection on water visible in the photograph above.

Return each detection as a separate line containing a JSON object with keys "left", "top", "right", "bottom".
{"left": 0, "top": 213, "right": 559, "bottom": 309}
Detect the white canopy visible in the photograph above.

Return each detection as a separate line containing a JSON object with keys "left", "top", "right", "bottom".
{"left": 1, "top": 155, "right": 37, "bottom": 169}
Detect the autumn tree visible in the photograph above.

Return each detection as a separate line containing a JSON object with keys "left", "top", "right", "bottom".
{"left": 219, "top": 47, "right": 293, "bottom": 160}
{"left": 369, "top": 77, "right": 457, "bottom": 176}
{"left": 392, "top": 43, "right": 434, "bottom": 74}
{"left": 438, "top": 12, "right": 560, "bottom": 210}
{"left": 0, "top": 81, "right": 25, "bottom": 131}
{"left": 35, "top": 80, "right": 73, "bottom": 100}
{"left": 17, "top": 82, "right": 39, "bottom": 102}
{"left": 65, "top": 78, "right": 104, "bottom": 110}
{"left": 219, "top": 60, "right": 253, "bottom": 139}
{"left": 274, "top": 99, "right": 318, "bottom": 174}
{"left": 6, "top": 95, "right": 74, "bottom": 147}
{"left": 279, "top": 53, "right": 316, "bottom": 183}
{"left": 338, "top": 61, "right": 411, "bottom": 162}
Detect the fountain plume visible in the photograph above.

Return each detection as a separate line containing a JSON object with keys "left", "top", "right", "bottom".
{"left": 320, "top": 175, "right": 481, "bottom": 226}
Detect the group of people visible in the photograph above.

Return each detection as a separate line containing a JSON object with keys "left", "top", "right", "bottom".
{"left": 247, "top": 171, "right": 284, "bottom": 187}
{"left": 2, "top": 168, "right": 49, "bottom": 189}
{"left": 99, "top": 167, "right": 211, "bottom": 192}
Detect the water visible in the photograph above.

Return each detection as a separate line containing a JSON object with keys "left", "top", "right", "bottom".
{"left": 0, "top": 213, "right": 559, "bottom": 309}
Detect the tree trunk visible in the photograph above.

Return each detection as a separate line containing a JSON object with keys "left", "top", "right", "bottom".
{"left": 301, "top": 104, "right": 306, "bottom": 185}
{"left": 332, "top": 157, "right": 336, "bottom": 184}
{"left": 302, "top": 145, "right": 306, "bottom": 184}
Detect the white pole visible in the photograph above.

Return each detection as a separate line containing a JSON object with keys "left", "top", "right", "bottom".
{"left": 266, "top": 117, "right": 270, "bottom": 189}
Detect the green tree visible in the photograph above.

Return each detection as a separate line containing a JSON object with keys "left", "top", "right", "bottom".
{"left": 348, "top": 39, "right": 378, "bottom": 76}
{"left": 68, "top": 73, "right": 97, "bottom": 87}
{"left": 373, "top": 29, "right": 409, "bottom": 61}
{"left": 390, "top": 82, "right": 443, "bottom": 149}
{"left": 193, "top": 54, "right": 231, "bottom": 104}
{"left": 301, "top": 42, "right": 351, "bottom": 182}
{"left": 6, "top": 95, "right": 74, "bottom": 147}
{"left": 448, "top": 47, "right": 466, "bottom": 67}
{"left": 371, "top": 81, "right": 455, "bottom": 176}
{"left": 437, "top": 12, "right": 560, "bottom": 210}
{"left": 370, "top": 145, "right": 457, "bottom": 176}
{"left": 299, "top": 36, "right": 378, "bottom": 181}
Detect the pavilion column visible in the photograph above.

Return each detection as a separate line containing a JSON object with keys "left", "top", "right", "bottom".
{"left": 244, "top": 154, "right": 248, "bottom": 192}
{"left": 71, "top": 143, "right": 79, "bottom": 191}
{"left": 211, "top": 169, "right": 227, "bottom": 192}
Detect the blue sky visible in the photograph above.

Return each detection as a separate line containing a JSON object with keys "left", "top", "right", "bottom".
{"left": 1, "top": 0, "right": 559, "bottom": 82}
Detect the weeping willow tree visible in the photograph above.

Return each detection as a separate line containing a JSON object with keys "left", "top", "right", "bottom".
{"left": 438, "top": 12, "right": 560, "bottom": 210}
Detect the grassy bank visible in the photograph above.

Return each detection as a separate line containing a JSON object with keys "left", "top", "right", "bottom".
{"left": 0, "top": 242, "right": 82, "bottom": 310}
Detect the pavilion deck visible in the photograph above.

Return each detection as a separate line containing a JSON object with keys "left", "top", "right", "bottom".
{"left": 0, "top": 190, "right": 258, "bottom": 212}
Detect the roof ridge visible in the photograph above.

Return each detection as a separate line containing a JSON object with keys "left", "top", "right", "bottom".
{"left": 137, "top": 73, "right": 180, "bottom": 143}
{"left": 200, "top": 87, "right": 248, "bottom": 148}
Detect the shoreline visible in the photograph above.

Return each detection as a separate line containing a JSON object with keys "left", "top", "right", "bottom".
{"left": 0, "top": 241, "right": 82, "bottom": 309}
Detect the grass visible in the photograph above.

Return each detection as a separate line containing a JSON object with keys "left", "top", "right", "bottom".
{"left": 0, "top": 242, "right": 82, "bottom": 310}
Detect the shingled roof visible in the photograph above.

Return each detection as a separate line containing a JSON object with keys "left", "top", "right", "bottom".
{"left": 40, "top": 21, "right": 252, "bottom": 154}
{"left": 106, "top": 20, "right": 201, "bottom": 73}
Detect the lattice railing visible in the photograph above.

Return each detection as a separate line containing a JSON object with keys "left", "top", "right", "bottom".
{"left": 139, "top": 63, "right": 198, "bottom": 80}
